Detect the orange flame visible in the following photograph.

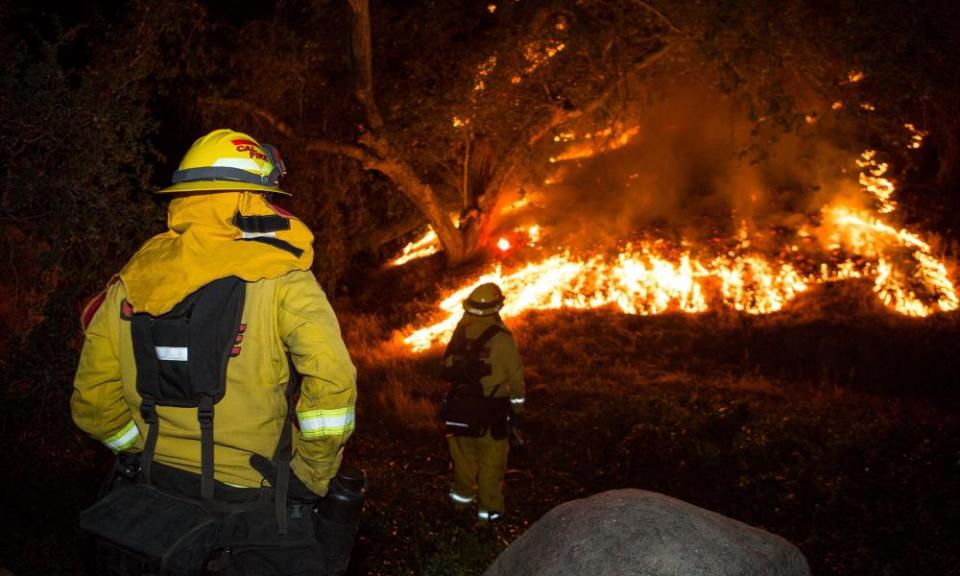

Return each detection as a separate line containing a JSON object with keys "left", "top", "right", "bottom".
{"left": 400, "top": 146, "right": 958, "bottom": 351}
{"left": 391, "top": 229, "right": 440, "bottom": 266}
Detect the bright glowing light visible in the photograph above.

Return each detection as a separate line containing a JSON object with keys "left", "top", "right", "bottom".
{"left": 527, "top": 225, "right": 541, "bottom": 244}
{"left": 400, "top": 143, "right": 958, "bottom": 351}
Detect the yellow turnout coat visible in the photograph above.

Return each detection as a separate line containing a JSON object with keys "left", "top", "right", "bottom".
{"left": 72, "top": 191, "right": 356, "bottom": 496}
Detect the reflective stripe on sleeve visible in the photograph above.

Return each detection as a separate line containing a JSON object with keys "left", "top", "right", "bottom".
{"left": 297, "top": 406, "right": 355, "bottom": 439}
{"left": 103, "top": 419, "right": 141, "bottom": 452}
{"left": 511, "top": 398, "right": 525, "bottom": 405}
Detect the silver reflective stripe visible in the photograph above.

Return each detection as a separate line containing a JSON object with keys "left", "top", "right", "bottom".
{"left": 450, "top": 492, "right": 474, "bottom": 503}
{"left": 103, "top": 420, "right": 141, "bottom": 452}
{"left": 241, "top": 231, "right": 277, "bottom": 239}
{"left": 298, "top": 407, "right": 355, "bottom": 439}
{"left": 156, "top": 346, "right": 189, "bottom": 361}
{"left": 511, "top": 398, "right": 525, "bottom": 405}
{"left": 478, "top": 510, "right": 501, "bottom": 520}
{"left": 445, "top": 421, "right": 470, "bottom": 428}
{"left": 466, "top": 307, "right": 498, "bottom": 315}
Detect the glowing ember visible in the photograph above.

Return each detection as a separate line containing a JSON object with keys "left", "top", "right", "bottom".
{"left": 497, "top": 237, "right": 511, "bottom": 252}
{"left": 904, "top": 123, "right": 927, "bottom": 150}
{"left": 527, "top": 225, "right": 541, "bottom": 244}
{"left": 474, "top": 56, "right": 497, "bottom": 92}
{"left": 856, "top": 150, "right": 896, "bottom": 214}
{"left": 391, "top": 228, "right": 441, "bottom": 266}
{"left": 550, "top": 125, "right": 640, "bottom": 163}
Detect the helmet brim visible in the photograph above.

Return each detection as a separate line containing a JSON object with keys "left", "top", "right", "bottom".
{"left": 155, "top": 180, "right": 290, "bottom": 196}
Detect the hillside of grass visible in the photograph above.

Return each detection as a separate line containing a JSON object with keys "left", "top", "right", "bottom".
{"left": 338, "top": 263, "right": 960, "bottom": 576}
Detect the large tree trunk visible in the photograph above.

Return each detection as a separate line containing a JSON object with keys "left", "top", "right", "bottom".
{"left": 345, "top": 0, "right": 475, "bottom": 264}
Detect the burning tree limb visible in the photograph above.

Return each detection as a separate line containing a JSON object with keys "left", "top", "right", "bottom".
{"left": 206, "top": 1, "right": 680, "bottom": 266}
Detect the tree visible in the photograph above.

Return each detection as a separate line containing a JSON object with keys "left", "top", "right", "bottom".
{"left": 209, "top": 0, "right": 681, "bottom": 265}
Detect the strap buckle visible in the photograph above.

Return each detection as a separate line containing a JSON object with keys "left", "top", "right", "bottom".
{"left": 197, "top": 399, "right": 214, "bottom": 429}
{"left": 140, "top": 398, "right": 157, "bottom": 423}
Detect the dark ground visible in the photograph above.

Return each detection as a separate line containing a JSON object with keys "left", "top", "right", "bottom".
{"left": 1, "top": 279, "right": 959, "bottom": 575}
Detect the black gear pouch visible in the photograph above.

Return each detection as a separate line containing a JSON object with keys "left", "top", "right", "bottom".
{"left": 439, "top": 394, "right": 490, "bottom": 437}
{"left": 487, "top": 397, "right": 511, "bottom": 440}
{"left": 80, "top": 481, "right": 323, "bottom": 576}
{"left": 80, "top": 483, "right": 216, "bottom": 576}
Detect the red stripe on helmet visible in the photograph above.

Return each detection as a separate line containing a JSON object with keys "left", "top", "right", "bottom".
{"left": 231, "top": 139, "right": 260, "bottom": 147}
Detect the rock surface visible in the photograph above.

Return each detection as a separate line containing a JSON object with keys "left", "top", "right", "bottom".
{"left": 484, "top": 489, "right": 811, "bottom": 576}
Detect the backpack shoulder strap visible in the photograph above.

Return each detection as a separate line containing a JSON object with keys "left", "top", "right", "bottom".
{"left": 466, "top": 324, "right": 505, "bottom": 357}
{"left": 443, "top": 322, "right": 468, "bottom": 361}
{"left": 271, "top": 353, "right": 300, "bottom": 535}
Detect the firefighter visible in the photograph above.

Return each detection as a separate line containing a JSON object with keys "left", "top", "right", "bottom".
{"left": 442, "top": 282, "right": 525, "bottom": 522}
{"left": 71, "top": 129, "right": 357, "bottom": 573}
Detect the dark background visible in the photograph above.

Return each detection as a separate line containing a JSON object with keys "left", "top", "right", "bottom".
{"left": 1, "top": 1, "right": 959, "bottom": 574}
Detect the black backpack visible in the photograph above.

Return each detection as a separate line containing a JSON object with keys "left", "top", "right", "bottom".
{"left": 78, "top": 277, "right": 327, "bottom": 575}
{"left": 439, "top": 324, "right": 511, "bottom": 438}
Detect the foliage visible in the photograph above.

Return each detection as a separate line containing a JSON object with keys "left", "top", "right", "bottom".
{"left": 0, "top": 4, "right": 164, "bottom": 353}
{"left": 675, "top": 0, "right": 960, "bottom": 224}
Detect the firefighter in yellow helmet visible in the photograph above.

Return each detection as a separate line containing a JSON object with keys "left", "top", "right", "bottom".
{"left": 440, "top": 282, "right": 525, "bottom": 522}
{"left": 71, "top": 129, "right": 359, "bottom": 574}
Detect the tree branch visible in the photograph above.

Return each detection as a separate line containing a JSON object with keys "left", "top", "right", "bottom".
{"left": 198, "top": 95, "right": 382, "bottom": 167}
{"left": 199, "top": 96, "right": 297, "bottom": 138}
{"left": 347, "top": 0, "right": 385, "bottom": 131}
{"left": 526, "top": 41, "right": 671, "bottom": 146}
{"left": 629, "top": 0, "right": 682, "bottom": 35}
{"left": 304, "top": 139, "right": 378, "bottom": 165}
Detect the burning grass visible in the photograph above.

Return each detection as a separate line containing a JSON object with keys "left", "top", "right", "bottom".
{"left": 391, "top": 140, "right": 959, "bottom": 354}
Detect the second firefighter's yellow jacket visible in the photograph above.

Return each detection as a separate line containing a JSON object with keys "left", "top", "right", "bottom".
{"left": 445, "top": 313, "right": 525, "bottom": 414}
{"left": 72, "top": 192, "right": 357, "bottom": 496}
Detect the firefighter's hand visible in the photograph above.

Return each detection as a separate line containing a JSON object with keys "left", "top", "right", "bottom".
{"left": 250, "top": 454, "right": 319, "bottom": 502}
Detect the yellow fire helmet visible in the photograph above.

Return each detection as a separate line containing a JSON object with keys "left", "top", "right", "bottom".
{"left": 156, "top": 128, "right": 289, "bottom": 195}
{"left": 465, "top": 282, "right": 505, "bottom": 315}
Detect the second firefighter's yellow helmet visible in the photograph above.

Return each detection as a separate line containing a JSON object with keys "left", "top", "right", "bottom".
{"left": 157, "top": 129, "right": 289, "bottom": 195}
{"left": 464, "top": 282, "right": 505, "bottom": 315}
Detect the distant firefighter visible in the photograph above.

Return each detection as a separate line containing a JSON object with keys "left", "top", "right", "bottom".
{"left": 71, "top": 129, "right": 361, "bottom": 575}
{"left": 440, "top": 282, "right": 526, "bottom": 522}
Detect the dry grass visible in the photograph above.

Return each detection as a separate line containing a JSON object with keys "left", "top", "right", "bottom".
{"left": 335, "top": 279, "right": 960, "bottom": 576}
{"left": 338, "top": 308, "right": 445, "bottom": 431}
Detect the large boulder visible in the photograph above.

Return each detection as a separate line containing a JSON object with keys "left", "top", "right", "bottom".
{"left": 484, "top": 489, "right": 810, "bottom": 576}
